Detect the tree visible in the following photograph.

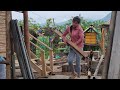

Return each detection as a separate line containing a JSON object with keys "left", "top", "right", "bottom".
{"left": 18, "top": 17, "right": 41, "bottom": 30}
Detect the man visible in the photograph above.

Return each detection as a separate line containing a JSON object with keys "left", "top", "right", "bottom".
{"left": 62, "top": 16, "right": 84, "bottom": 79}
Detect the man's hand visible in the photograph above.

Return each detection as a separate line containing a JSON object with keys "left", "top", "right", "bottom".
{"left": 63, "top": 38, "right": 67, "bottom": 44}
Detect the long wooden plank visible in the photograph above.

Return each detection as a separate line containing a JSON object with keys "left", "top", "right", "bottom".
{"left": 30, "top": 34, "right": 53, "bottom": 50}
{"left": 53, "top": 30, "right": 88, "bottom": 57}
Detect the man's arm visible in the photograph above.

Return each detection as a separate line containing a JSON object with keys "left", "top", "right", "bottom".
{"left": 62, "top": 26, "right": 69, "bottom": 44}
{"left": 76, "top": 26, "right": 84, "bottom": 45}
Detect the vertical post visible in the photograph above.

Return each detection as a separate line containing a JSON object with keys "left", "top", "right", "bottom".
{"left": 101, "top": 28, "right": 105, "bottom": 55}
{"left": 49, "top": 50, "right": 53, "bottom": 72}
{"left": 23, "top": 11, "right": 30, "bottom": 57}
{"left": 6, "top": 11, "right": 12, "bottom": 79}
{"left": 40, "top": 51, "right": 46, "bottom": 77}
{"left": 102, "top": 11, "right": 117, "bottom": 79}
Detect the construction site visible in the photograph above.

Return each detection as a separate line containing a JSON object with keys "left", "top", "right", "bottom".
{"left": 0, "top": 11, "right": 119, "bottom": 79}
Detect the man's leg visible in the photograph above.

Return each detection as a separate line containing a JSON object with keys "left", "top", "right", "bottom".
{"left": 71, "top": 48, "right": 82, "bottom": 78}
{"left": 67, "top": 48, "right": 76, "bottom": 75}
{"left": 76, "top": 52, "right": 81, "bottom": 77}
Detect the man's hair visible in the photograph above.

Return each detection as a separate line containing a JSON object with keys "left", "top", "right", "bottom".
{"left": 73, "top": 16, "right": 80, "bottom": 24}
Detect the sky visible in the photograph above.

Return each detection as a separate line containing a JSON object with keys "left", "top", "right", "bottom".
{"left": 12, "top": 11, "right": 111, "bottom": 24}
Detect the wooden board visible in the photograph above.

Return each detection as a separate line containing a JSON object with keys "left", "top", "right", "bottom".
{"left": 6, "top": 11, "right": 12, "bottom": 79}
{"left": 108, "top": 11, "right": 120, "bottom": 79}
{"left": 53, "top": 30, "right": 88, "bottom": 58}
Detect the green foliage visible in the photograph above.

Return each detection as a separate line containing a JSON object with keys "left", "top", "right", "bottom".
{"left": 18, "top": 16, "right": 106, "bottom": 58}
{"left": 18, "top": 18, "right": 40, "bottom": 30}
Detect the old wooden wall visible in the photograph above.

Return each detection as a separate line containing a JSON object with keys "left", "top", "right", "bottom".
{"left": 0, "top": 11, "right": 12, "bottom": 79}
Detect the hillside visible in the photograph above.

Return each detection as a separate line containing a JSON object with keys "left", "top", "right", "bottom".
{"left": 100, "top": 12, "right": 112, "bottom": 22}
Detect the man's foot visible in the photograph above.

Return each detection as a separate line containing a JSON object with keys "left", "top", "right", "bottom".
{"left": 69, "top": 72, "right": 77, "bottom": 79}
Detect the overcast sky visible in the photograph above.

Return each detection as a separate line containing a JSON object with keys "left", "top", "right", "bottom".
{"left": 12, "top": 11, "right": 111, "bottom": 24}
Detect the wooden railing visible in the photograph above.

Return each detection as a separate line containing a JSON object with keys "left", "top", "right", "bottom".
{"left": 29, "top": 34, "right": 54, "bottom": 73}
{"left": 30, "top": 41, "right": 46, "bottom": 76}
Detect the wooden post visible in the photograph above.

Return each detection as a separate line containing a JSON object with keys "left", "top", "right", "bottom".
{"left": 107, "top": 11, "right": 120, "bottom": 79}
{"left": 40, "top": 51, "right": 46, "bottom": 77}
{"left": 101, "top": 28, "right": 105, "bottom": 55}
{"left": 23, "top": 11, "right": 30, "bottom": 57}
{"left": 49, "top": 50, "right": 53, "bottom": 72}
{"left": 102, "top": 11, "right": 117, "bottom": 79}
{"left": 6, "top": 11, "right": 12, "bottom": 79}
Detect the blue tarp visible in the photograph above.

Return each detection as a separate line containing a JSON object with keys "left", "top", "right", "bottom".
{"left": 0, "top": 56, "right": 6, "bottom": 79}
{"left": 0, "top": 56, "right": 5, "bottom": 62}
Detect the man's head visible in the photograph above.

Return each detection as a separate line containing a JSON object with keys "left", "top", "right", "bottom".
{"left": 72, "top": 16, "right": 80, "bottom": 28}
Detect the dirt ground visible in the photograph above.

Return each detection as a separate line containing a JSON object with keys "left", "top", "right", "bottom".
{"left": 15, "top": 59, "right": 102, "bottom": 79}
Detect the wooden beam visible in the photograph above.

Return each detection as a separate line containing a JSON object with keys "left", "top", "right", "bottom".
{"left": 53, "top": 30, "right": 88, "bottom": 57}
{"left": 49, "top": 50, "right": 53, "bottom": 72}
{"left": 0, "top": 51, "right": 6, "bottom": 53}
{"left": 40, "top": 51, "right": 46, "bottom": 77}
{"left": 107, "top": 11, "right": 120, "bottom": 79}
{"left": 102, "top": 11, "right": 117, "bottom": 79}
{"left": 6, "top": 11, "right": 12, "bottom": 79}
{"left": 23, "top": 11, "right": 31, "bottom": 57}
{"left": 93, "top": 55, "right": 104, "bottom": 78}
